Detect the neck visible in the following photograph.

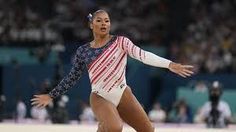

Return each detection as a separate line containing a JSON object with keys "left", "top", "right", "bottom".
{"left": 92, "top": 33, "right": 111, "bottom": 47}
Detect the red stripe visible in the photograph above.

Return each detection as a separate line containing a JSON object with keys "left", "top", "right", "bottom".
{"left": 93, "top": 52, "right": 125, "bottom": 84}
{"left": 103, "top": 61, "right": 125, "bottom": 89}
{"left": 91, "top": 50, "right": 116, "bottom": 77}
{"left": 90, "top": 44, "right": 118, "bottom": 75}
{"left": 131, "top": 44, "right": 135, "bottom": 57}
{"left": 128, "top": 41, "right": 133, "bottom": 56}
{"left": 108, "top": 75, "right": 124, "bottom": 92}
{"left": 122, "top": 37, "right": 126, "bottom": 50}
{"left": 121, "top": 37, "right": 125, "bottom": 50}
{"left": 88, "top": 44, "right": 112, "bottom": 69}
{"left": 134, "top": 46, "right": 138, "bottom": 58}
{"left": 91, "top": 66, "right": 107, "bottom": 84}
{"left": 88, "top": 37, "right": 118, "bottom": 69}
{"left": 125, "top": 38, "right": 129, "bottom": 51}
{"left": 141, "top": 50, "right": 144, "bottom": 60}
{"left": 108, "top": 87, "right": 112, "bottom": 92}
{"left": 117, "top": 37, "right": 122, "bottom": 50}
{"left": 92, "top": 53, "right": 126, "bottom": 84}
{"left": 139, "top": 49, "right": 142, "bottom": 61}
{"left": 112, "top": 53, "right": 126, "bottom": 75}
{"left": 114, "top": 77, "right": 125, "bottom": 90}
{"left": 118, "top": 68, "right": 125, "bottom": 81}
{"left": 89, "top": 43, "right": 118, "bottom": 71}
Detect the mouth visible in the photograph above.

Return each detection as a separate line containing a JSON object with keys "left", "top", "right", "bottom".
{"left": 100, "top": 27, "right": 107, "bottom": 32}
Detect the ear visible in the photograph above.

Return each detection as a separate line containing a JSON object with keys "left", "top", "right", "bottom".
{"left": 89, "top": 22, "right": 93, "bottom": 30}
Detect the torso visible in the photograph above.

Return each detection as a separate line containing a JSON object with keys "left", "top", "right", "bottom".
{"left": 78, "top": 36, "right": 128, "bottom": 106}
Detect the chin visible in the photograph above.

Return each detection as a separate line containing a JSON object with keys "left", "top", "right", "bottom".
{"left": 99, "top": 32, "right": 109, "bottom": 36}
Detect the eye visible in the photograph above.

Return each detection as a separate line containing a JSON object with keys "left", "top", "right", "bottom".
{"left": 96, "top": 20, "right": 101, "bottom": 22}
{"left": 105, "top": 20, "right": 110, "bottom": 23}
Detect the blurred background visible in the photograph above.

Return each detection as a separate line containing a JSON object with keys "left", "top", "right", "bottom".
{"left": 0, "top": 0, "right": 236, "bottom": 129}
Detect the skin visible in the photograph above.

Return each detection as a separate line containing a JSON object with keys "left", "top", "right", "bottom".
{"left": 89, "top": 11, "right": 112, "bottom": 48}
{"left": 31, "top": 10, "right": 194, "bottom": 132}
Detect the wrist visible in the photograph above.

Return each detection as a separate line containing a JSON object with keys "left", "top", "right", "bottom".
{"left": 47, "top": 93, "right": 53, "bottom": 100}
{"left": 168, "top": 62, "right": 175, "bottom": 69}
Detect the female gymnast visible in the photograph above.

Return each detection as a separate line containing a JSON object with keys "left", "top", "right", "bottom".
{"left": 31, "top": 10, "right": 194, "bottom": 132}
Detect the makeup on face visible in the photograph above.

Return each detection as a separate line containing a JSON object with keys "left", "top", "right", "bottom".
{"left": 91, "top": 12, "right": 111, "bottom": 35}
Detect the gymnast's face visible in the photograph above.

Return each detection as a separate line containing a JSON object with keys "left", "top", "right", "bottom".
{"left": 90, "top": 11, "right": 111, "bottom": 36}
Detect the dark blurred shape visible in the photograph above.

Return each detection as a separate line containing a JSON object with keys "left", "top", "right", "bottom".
{"left": 0, "top": 0, "right": 170, "bottom": 46}
{"left": 206, "top": 81, "right": 228, "bottom": 128}
{"left": 49, "top": 95, "right": 69, "bottom": 124}
{"left": 209, "top": 81, "right": 222, "bottom": 107}
{"left": 172, "top": 0, "right": 236, "bottom": 73}
{"left": 0, "top": 65, "right": 2, "bottom": 95}
{"left": 168, "top": 99, "right": 193, "bottom": 123}
{"left": 0, "top": 65, "right": 3, "bottom": 122}
{"left": 0, "top": 94, "right": 5, "bottom": 122}
{"left": 199, "top": 81, "right": 232, "bottom": 128}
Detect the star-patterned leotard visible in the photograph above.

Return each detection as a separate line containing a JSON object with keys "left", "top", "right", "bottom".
{"left": 49, "top": 36, "right": 171, "bottom": 106}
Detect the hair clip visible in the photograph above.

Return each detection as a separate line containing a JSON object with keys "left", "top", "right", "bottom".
{"left": 87, "top": 13, "right": 93, "bottom": 22}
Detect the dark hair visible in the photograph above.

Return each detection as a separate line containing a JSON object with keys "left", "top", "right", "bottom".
{"left": 87, "top": 10, "right": 108, "bottom": 23}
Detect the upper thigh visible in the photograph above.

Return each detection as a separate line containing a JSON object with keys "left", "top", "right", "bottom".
{"left": 117, "top": 87, "right": 154, "bottom": 132}
{"left": 90, "top": 93, "right": 123, "bottom": 127}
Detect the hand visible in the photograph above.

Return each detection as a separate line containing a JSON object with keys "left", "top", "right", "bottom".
{"left": 31, "top": 94, "right": 52, "bottom": 108}
{"left": 168, "top": 62, "right": 194, "bottom": 78}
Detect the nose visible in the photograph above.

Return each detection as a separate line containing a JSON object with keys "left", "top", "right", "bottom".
{"left": 102, "top": 22, "right": 106, "bottom": 26}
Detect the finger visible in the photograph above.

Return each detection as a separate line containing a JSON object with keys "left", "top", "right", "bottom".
{"left": 182, "top": 71, "right": 191, "bottom": 77}
{"left": 30, "top": 98, "right": 39, "bottom": 101}
{"left": 34, "top": 95, "right": 41, "bottom": 97}
{"left": 42, "top": 103, "right": 47, "bottom": 108}
{"left": 178, "top": 73, "right": 186, "bottom": 78}
{"left": 185, "top": 68, "right": 195, "bottom": 75}
{"left": 36, "top": 103, "right": 43, "bottom": 108}
{"left": 181, "top": 70, "right": 191, "bottom": 75}
{"left": 41, "top": 103, "right": 48, "bottom": 108}
{"left": 183, "top": 69, "right": 194, "bottom": 74}
{"left": 183, "top": 65, "right": 194, "bottom": 69}
{"left": 39, "top": 103, "right": 48, "bottom": 109}
{"left": 31, "top": 101, "right": 39, "bottom": 105}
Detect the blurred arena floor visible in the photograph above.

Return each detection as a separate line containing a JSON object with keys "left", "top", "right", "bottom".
{"left": 0, "top": 123, "right": 236, "bottom": 132}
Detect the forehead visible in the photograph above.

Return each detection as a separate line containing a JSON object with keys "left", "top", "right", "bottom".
{"left": 94, "top": 12, "right": 110, "bottom": 19}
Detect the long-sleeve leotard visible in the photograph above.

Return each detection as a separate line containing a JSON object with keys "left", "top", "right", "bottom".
{"left": 48, "top": 36, "right": 171, "bottom": 99}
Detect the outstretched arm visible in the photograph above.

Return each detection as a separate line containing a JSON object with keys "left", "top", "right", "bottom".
{"left": 31, "top": 49, "right": 85, "bottom": 108}
{"left": 120, "top": 37, "right": 194, "bottom": 77}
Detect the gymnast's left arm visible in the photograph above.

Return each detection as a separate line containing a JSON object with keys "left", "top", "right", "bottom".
{"left": 121, "top": 37, "right": 194, "bottom": 78}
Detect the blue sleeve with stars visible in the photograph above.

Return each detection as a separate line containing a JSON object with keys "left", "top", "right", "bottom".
{"left": 48, "top": 48, "right": 85, "bottom": 99}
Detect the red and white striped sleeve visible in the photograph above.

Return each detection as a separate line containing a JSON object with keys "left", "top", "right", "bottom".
{"left": 120, "top": 36, "right": 171, "bottom": 68}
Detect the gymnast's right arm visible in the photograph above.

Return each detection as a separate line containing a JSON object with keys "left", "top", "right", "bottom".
{"left": 31, "top": 48, "right": 85, "bottom": 107}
